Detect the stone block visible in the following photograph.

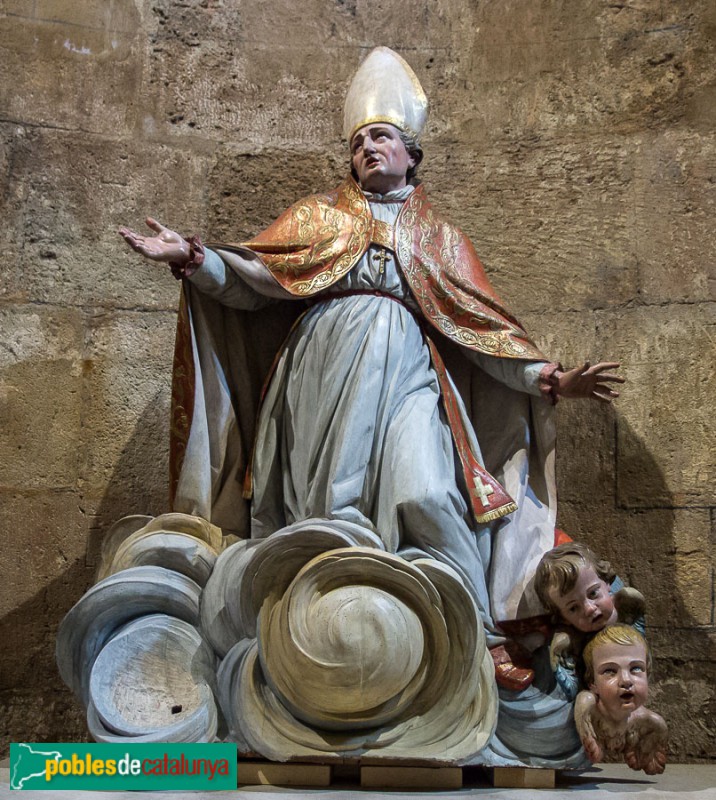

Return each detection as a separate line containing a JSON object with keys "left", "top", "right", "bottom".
{"left": 555, "top": 402, "right": 617, "bottom": 511}
{"left": 465, "top": 0, "right": 603, "bottom": 88}
{"left": 632, "top": 131, "right": 716, "bottom": 304}
{"left": 640, "top": 540, "right": 713, "bottom": 628}
{"left": 457, "top": 0, "right": 715, "bottom": 140}
{"left": 34, "top": 0, "right": 135, "bottom": 31}
{"left": 0, "top": 305, "right": 83, "bottom": 490}
{"left": 518, "top": 309, "right": 600, "bottom": 367}
{"left": 76, "top": 309, "right": 176, "bottom": 527}
{"left": 594, "top": 304, "right": 715, "bottom": 507}
{"left": 0, "top": 689, "right": 89, "bottom": 751}
{"left": 7, "top": 128, "right": 209, "bottom": 309}
{"left": 0, "top": 489, "right": 92, "bottom": 688}
{"left": 0, "top": 125, "right": 29, "bottom": 281}
{"left": 141, "top": 1, "right": 317, "bottom": 145}
{"left": 649, "top": 627, "right": 716, "bottom": 663}
{"left": 648, "top": 657, "right": 716, "bottom": 760}
{"left": 0, "top": 489, "right": 89, "bottom": 615}
{"left": 238, "top": 2, "right": 453, "bottom": 52}
{"left": 1, "top": 1, "right": 34, "bottom": 19}
{"left": 0, "top": 12, "right": 141, "bottom": 137}
{"left": 684, "top": 83, "right": 716, "bottom": 132}
{"left": 422, "top": 134, "right": 640, "bottom": 315}
{"left": 142, "top": 43, "right": 347, "bottom": 147}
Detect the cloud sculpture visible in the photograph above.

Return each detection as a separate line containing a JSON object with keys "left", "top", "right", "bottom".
{"left": 57, "top": 515, "right": 497, "bottom": 762}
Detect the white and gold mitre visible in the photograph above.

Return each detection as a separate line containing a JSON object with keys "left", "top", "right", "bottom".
{"left": 343, "top": 46, "right": 428, "bottom": 143}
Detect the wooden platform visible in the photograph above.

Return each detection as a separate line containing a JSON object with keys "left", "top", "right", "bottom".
{"left": 493, "top": 766, "right": 556, "bottom": 788}
{"left": 237, "top": 761, "right": 332, "bottom": 787}
{"left": 237, "top": 759, "right": 556, "bottom": 790}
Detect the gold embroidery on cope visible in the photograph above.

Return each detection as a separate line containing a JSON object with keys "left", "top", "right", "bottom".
{"left": 291, "top": 180, "right": 371, "bottom": 295}
{"left": 396, "top": 186, "right": 542, "bottom": 360}
{"left": 237, "top": 179, "right": 544, "bottom": 361}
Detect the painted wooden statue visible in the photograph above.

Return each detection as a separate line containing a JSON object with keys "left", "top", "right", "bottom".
{"left": 57, "top": 48, "right": 665, "bottom": 771}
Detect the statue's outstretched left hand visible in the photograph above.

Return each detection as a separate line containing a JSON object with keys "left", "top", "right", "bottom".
{"left": 556, "top": 361, "right": 625, "bottom": 403}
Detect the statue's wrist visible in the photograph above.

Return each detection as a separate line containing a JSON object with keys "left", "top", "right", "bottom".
{"left": 539, "top": 362, "right": 563, "bottom": 405}
{"left": 169, "top": 235, "right": 205, "bottom": 280}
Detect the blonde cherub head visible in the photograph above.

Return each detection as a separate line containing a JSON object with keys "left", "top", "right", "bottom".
{"left": 583, "top": 625, "right": 651, "bottom": 723}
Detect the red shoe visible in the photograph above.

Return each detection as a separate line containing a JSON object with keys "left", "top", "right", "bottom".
{"left": 490, "top": 642, "right": 535, "bottom": 691}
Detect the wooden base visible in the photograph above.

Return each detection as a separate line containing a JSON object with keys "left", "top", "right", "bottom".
{"left": 237, "top": 761, "right": 332, "bottom": 787}
{"left": 238, "top": 759, "right": 557, "bottom": 790}
{"left": 492, "top": 766, "right": 556, "bottom": 788}
{"left": 361, "top": 765, "right": 463, "bottom": 790}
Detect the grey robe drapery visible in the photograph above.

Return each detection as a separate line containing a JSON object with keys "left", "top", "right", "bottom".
{"left": 173, "top": 186, "right": 557, "bottom": 624}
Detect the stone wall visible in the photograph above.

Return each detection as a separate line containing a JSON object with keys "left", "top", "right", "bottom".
{"left": 1, "top": 0, "right": 713, "bottom": 761}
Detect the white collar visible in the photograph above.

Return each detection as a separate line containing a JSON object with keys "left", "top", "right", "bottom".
{"left": 362, "top": 184, "right": 415, "bottom": 203}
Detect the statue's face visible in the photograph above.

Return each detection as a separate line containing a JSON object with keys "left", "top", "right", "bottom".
{"left": 589, "top": 640, "right": 649, "bottom": 723}
{"left": 548, "top": 564, "right": 617, "bottom": 632}
{"left": 350, "top": 123, "right": 415, "bottom": 193}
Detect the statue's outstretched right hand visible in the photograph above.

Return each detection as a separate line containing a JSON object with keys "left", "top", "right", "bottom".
{"left": 119, "top": 218, "right": 190, "bottom": 265}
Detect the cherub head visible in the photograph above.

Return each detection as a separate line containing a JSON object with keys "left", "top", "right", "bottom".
{"left": 535, "top": 542, "right": 617, "bottom": 632}
{"left": 583, "top": 625, "right": 651, "bottom": 723}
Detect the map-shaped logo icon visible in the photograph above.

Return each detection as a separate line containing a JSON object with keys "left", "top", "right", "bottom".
{"left": 10, "top": 743, "right": 63, "bottom": 789}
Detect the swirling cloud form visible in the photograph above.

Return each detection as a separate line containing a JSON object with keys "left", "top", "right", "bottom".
{"left": 57, "top": 515, "right": 497, "bottom": 761}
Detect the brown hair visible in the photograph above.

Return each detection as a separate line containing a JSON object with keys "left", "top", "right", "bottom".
{"left": 535, "top": 542, "right": 616, "bottom": 615}
{"left": 582, "top": 624, "right": 650, "bottom": 686}
{"left": 397, "top": 129, "right": 423, "bottom": 181}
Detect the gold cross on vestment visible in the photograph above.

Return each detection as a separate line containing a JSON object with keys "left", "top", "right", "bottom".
{"left": 372, "top": 248, "right": 391, "bottom": 275}
{"left": 471, "top": 474, "right": 495, "bottom": 508}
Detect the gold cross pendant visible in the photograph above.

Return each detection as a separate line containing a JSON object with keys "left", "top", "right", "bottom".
{"left": 372, "top": 248, "right": 391, "bottom": 275}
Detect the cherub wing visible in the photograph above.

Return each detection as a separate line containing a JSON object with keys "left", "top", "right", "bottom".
{"left": 574, "top": 690, "right": 603, "bottom": 763}
{"left": 549, "top": 630, "right": 574, "bottom": 670}
{"left": 625, "top": 710, "right": 668, "bottom": 775}
{"left": 613, "top": 587, "right": 646, "bottom": 626}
